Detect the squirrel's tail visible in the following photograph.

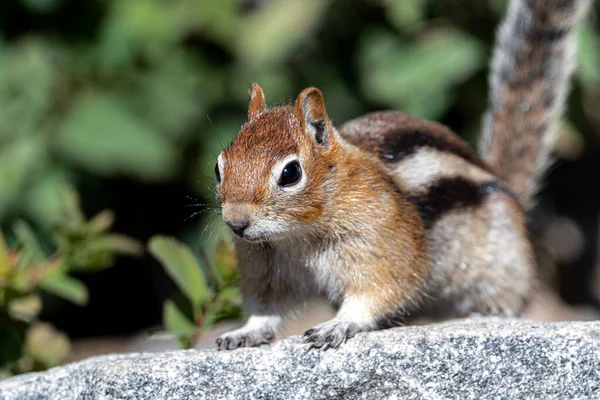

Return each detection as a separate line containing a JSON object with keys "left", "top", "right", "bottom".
{"left": 480, "top": 0, "right": 590, "bottom": 210}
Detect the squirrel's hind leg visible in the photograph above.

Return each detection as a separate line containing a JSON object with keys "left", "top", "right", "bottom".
{"left": 425, "top": 192, "right": 535, "bottom": 318}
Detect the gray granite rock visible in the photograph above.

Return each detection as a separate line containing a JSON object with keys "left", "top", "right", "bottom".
{"left": 1, "top": 318, "right": 599, "bottom": 399}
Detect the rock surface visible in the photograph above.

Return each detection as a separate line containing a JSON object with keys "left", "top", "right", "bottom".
{"left": 1, "top": 318, "right": 599, "bottom": 399}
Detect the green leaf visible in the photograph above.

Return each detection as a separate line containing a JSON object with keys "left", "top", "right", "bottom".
{"left": 237, "top": 0, "right": 331, "bottom": 67}
{"left": 21, "top": 169, "right": 74, "bottom": 229}
{"left": 216, "top": 286, "right": 242, "bottom": 306}
{"left": 163, "top": 299, "right": 196, "bottom": 336}
{"left": 577, "top": 22, "right": 600, "bottom": 87}
{"left": 57, "top": 185, "right": 86, "bottom": 230}
{"left": 66, "top": 232, "right": 142, "bottom": 272}
{"left": 96, "top": 0, "right": 190, "bottom": 69}
{"left": 0, "top": 230, "right": 10, "bottom": 276}
{"left": 126, "top": 56, "right": 210, "bottom": 140}
{"left": 203, "top": 287, "right": 243, "bottom": 329}
{"left": 0, "top": 136, "right": 45, "bottom": 219}
{"left": 386, "top": 0, "right": 427, "bottom": 32}
{"left": 69, "top": 251, "right": 113, "bottom": 272}
{"left": 148, "top": 236, "right": 210, "bottom": 310}
{"left": 214, "top": 239, "right": 238, "bottom": 282}
{"left": 186, "top": 0, "right": 240, "bottom": 46}
{"left": 0, "top": 39, "right": 59, "bottom": 141}
{"left": 11, "top": 258, "right": 62, "bottom": 293}
{"left": 12, "top": 220, "right": 46, "bottom": 262}
{"left": 8, "top": 295, "right": 43, "bottom": 322}
{"left": 86, "top": 210, "right": 115, "bottom": 234}
{"left": 39, "top": 273, "right": 88, "bottom": 306}
{"left": 84, "top": 234, "right": 143, "bottom": 256}
{"left": 359, "top": 28, "right": 484, "bottom": 119}
{"left": 25, "top": 323, "right": 70, "bottom": 368}
{"left": 402, "top": 90, "right": 451, "bottom": 120}
{"left": 56, "top": 92, "right": 178, "bottom": 182}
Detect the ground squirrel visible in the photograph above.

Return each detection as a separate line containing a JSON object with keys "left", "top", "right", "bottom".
{"left": 214, "top": 0, "right": 590, "bottom": 350}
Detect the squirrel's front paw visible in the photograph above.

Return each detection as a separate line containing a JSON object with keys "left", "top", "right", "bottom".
{"left": 303, "top": 319, "right": 361, "bottom": 349}
{"left": 215, "top": 327, "right": 275, "bottom": 350}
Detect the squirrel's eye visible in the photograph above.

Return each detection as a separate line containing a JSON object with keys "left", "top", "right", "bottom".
{"left": 215, "top": 163, "right": 221, "bottom": 183}
{"left": 279, "top": 161, "right": 302, "bottom": 187}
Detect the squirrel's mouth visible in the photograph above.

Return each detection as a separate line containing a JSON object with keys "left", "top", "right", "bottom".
{"left": 226, "top": 218, "right": 293, "bottom": 243}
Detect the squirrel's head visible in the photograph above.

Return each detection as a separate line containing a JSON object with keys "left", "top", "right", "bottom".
{"left": 216, "top": 83, "right": 341, "bottom": 242}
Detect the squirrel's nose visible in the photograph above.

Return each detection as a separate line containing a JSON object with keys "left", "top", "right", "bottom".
{"left": 227, "top": 219, "right": 250, "bottom": 236}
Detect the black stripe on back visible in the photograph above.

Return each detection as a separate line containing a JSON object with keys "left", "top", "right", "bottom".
{"left": 380, "top": 130, "right": 491, "bottom": 171}
{"left": 408, "top": 178, "right": 516, "bottom": 229}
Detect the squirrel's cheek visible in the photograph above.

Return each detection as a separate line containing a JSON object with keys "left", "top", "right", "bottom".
{"left": 288, "top": 202, "right": 325, "bottom": 224}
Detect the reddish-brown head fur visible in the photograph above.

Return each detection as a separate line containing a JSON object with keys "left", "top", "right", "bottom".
{"left": 217, "top": 84, "right": 342, "bottom": 241}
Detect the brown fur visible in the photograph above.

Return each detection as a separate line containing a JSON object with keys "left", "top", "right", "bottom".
{"left": 220, "top": 107, "right": 300, "bottom": 205}
{"left": 216, "top": 86, "right": 428, "bottom": 350}
{"left": 341, "top": 111, "right": 493, "bottom": 173}
{"left": 248, "top": 82, "right": 266, "bottom": 120}
{"left": 319, "top": 144, "right": 428, "bottom": 308}
{"left": 339, "top": 112, "right": 535, "bottom": 320}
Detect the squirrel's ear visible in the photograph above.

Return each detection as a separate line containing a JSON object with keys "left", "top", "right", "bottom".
{"left": 295, "top": 87, "right": 332, "bottom": 147}
{"left": 248, "top": 83, "right": 266, "bottom": 120}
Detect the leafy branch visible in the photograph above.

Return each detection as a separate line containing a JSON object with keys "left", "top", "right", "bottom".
{"left": 148, "top": 236, "right": 241, "bottom": 348}
{"left": 0, "top": 194, "right": 142, "bottom": 377}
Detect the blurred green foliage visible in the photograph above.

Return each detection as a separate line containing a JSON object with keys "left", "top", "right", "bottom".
{"left": 0, "top": 190, "right": 141, "bottom": 377}
{"left": 149, "top": 236, "right": 241, "bottom": 348}
{"left": 0, "top": 0, "right": 598, "bottom": 371}
{"left": 2, "top": 0, "right": 598, "bottom": 223}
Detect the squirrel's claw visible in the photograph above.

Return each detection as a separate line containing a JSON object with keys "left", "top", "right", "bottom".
{"left": 303, "top": 320, "right": 360, "bottom": 350}
{"left": 216, "top": 328, "right": 275, "bottom": 350}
